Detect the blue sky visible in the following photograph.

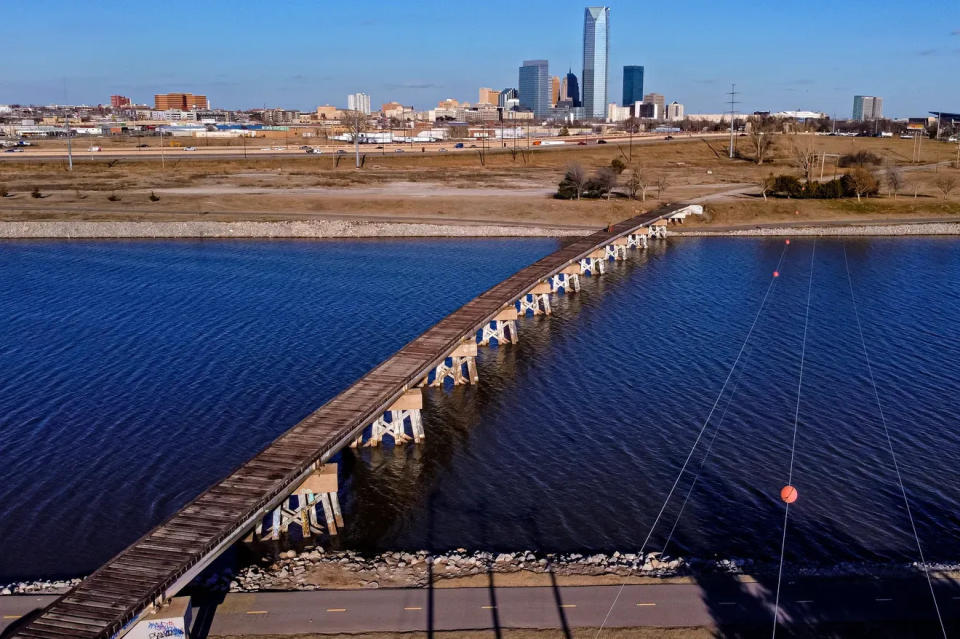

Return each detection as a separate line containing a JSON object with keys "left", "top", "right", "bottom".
{"left": 2, "top": 0, "right": 957, "bottom": 117}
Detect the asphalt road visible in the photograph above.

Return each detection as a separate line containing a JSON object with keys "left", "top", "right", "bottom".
{"left": 3, "top": 577, "right": 959, "bottom": 636}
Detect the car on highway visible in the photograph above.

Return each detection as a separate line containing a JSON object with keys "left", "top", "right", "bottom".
{"left": 439, "top": 148, "right": 448, "bottom": 152}
{"left": 336, "top": 149, "right": 346, "bottom": 154}
{"left": 597, "top": 139, "right": 607, "bottom": 144}
{"left": 454, "top": 143, "right": 464, "bottom": 148}
{"left": 299, "top": 145, "right": 311, "bottom": 150}
{"left": 395, "top": 149, "right": 405, "bottom": 153}
{"left": 136, "top": 144, "right": 149, "bottom": 148}
{"left": 900, "top": 134, "right": 914, "bottom": 139}
{"left": 3, "top": 147, "right": 22, "bottom": 152}
{"left": 183, "top": 146, "right": 198, "bottom": 151}
{"left": 272, "top": 146, "right": 284, "bottom": 151}
{"left": 375, "top": 145, "right": 383, "bottom": 149}
{"left": 88, "top": 146, "right": 102, "bottom": 152}
{"left": 577, "top": 141, "right": 587, "bottom": 145}
{"left": 664, "top": 135, "right": 674, "bottom": 141}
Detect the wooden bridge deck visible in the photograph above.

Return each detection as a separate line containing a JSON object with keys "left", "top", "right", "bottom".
{"left": 9, "top": 205, "right": 678, "bottom": 639}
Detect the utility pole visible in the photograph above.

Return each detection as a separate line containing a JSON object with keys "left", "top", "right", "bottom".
{"left": 65, "top": 111, "right": 73, "bottom": 171}
{"left": 727, "top": 83, "right": 738, "bottom": 159}
{"left": 160, "top": 128, "right": 165, "bottom": 169}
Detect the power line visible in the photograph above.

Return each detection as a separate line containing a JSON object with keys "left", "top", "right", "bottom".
{"left": 771, "top": 240, "right": 817, "bottom": 637}
{"left": 728, "top": 83, "right": 739, "bottom": 159}
{"left": 595, "top": 243, "right": 789, "bottom": 638}
{"left": 842, "top": 245, "right": 947, "bottom": 639}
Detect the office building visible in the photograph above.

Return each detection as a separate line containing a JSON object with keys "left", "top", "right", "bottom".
{"left": 518, "top": 59, "right": 550, "bottom": 117}
{"left": 643, "top": 93, "right": 665, "bottom": 116}
{"left": 607, "top": 103, "right": 631, "bottom": 122}
{"left": 551, "top": 76, "right": 561, "bottom": 107}
{"left": 478, "top": 88, "right": 500, "bottom": 105}
{"left": 110, "top": 95, "right": 131, "bottom": 108}
{"left": 853, "top": 95, "right": 883, "bottom": 121}
{"left": 560, "top": 70, "right": 581, "bottom": 107}
{"left": 499, "top": 88, "right": 519, "bottom": 109}
{"left": 347, "top": 92, "right": 371, "bottom": 114}
{"left": 622, "top": 66, "right": 644, "bottom": 107}
{"left": 667, "top": 101, "right": 684, "bottom": 121}
{"left": 154, "top": 93, "right": 209, "bottom": 110}
{"left": 582, "top": 6, "right": 610, "bottom": 118}
{"left": 635, "top": 102, "right": 657, "bottom": 119}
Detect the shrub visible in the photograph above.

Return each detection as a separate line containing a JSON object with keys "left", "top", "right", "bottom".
{"left": 0, "top": 185, "right": 8, "bottom": 198}
{"left": 31, "top": 186, "right": 41, "bottom": 198}
{"left": 838, "top": 150, "right": 882, "bottom": 168}
{"left": 610, "top": 157, "right": 626, "bottom": 174}
{"left": 149, "top": 191, "right": 160, "bottom": 202}
{"left": 107, "top": 192, "right": 121, "bottom": 201}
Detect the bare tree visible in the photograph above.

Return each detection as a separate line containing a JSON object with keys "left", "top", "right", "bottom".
{"left": 885, "top": 163, "right": 904, "bottom": 199}
{"left": 789, "top": 136, "right": 817, "bottom": 182}
{"left": 758, "top": 174, "right": 773, "bottom": 201}
{"left": 592, "top": 167, "right": 618, "bottom": 199}
{"left": 656, "top": 174, "right": 669, "bottom": 200}
{"left": 748, "top": 124, "right": 774, "bottom": 164}
{"left": 625, "top": 164, "right": 649, "bottom": 201}
{"left": 565, "top": 162, "right": 588, "bottom": 200}
{"left": 850, "top": 167, "right": 878, "bottom": 203}
{"left": 934, "top": 173, "right": 958, "bottom": 200}
{"left": 341, "top": 110, "right": 368, "bottom": 168}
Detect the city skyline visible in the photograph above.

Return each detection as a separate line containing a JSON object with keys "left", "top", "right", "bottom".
{"left": 1, "top": 0, "right": 958, "bottom": 117}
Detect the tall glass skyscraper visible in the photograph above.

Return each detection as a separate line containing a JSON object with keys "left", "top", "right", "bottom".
{"left": 518, "top": 59, "right": 550, "bottom": 117}
{"left": 622, "top": 65, "right": 644, "bottom": 107}
{"left": 582, "top": 6, "right": 610, "bottom": 119}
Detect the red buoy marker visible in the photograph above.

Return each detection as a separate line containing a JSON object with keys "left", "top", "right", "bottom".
{"left": 781, "top": 485, "right": 798, "bottom": 503}
{"left": 773, "top": 271, "right": 780, "bottom": 278}
{"left": 785, "top": 239, "right": 791, "bottom": 245}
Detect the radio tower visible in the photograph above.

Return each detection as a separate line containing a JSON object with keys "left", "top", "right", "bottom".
{"left": 728, "top": 83, "right": 739, "bottom": 159}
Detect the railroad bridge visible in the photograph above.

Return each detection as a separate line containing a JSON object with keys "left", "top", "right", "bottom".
{"left": 8, "top": 203, "right": 700, "bottom": 639}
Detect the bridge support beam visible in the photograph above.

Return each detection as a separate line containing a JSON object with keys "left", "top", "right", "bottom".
{"left": 651, "top": 219, "right": 668, "bottom": 239}
{"left": 351, "top": 389, "right": 424, "bottom": 447}
{"left": 517, "top": 282, "right": 553, "bottom": 316}
{"left": 422, "top": 341, "right": 479, "bottom": 386}
{"left": 627, "top": 229, "right": 650, "bottom": 249}
{"left": 580, "top": 250, "right": 607, "bottom": 276}
{"left": 550, "top": 265, "right": 581, "bottom": 294}
{"left": 606, "top": 238, "right": 629, "bottom": 261}
{"left": 478, "top": 307, "right": 519, "bottom": 346}
{"left": 252, "top": 464, "right": 342, "bottom": 541}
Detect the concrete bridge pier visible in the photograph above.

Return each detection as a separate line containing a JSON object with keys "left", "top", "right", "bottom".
{"left": 422, "top": 341, "right": 479, "bottom": 386}
{"left": 478, "top": 307, "right": 519, "bottom": 347}
{"left": 606, "top": 238, "right": 629, "bottom": 261}
{"left": 351, "top": 389, "right": 424, "bottom": 447}
{"left": 550, "top": 265, "right": 581, "bottom": 293}
{"left": 579, "top": 249, "right": 607, "bottom": 276}
{"left": 516, "top": 282, "right": 553, "bottom": 316}
{"left": 251, "top": 463, "right": 342, "bottom": 541}
{"left": 627, "top": 228, "right": 650, "bottom": 249}
{"left": 651, "top": 219, "right": 668, "bottom": 239}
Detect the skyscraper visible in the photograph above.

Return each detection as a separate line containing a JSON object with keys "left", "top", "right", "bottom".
{"left": 563, "top": 70, "right": 581, "bottom": 107}
{"left": 582, "top": 6, "right": 610, "bottom": 119}
{"left": 622, "top": 65, "right": 644, "bottom": 107}
{"left": 551, "top": 76, "right": 561, "bottom": 107}
{"left": 518, "top": 59, "right": 550, "bottom": 117}
{"left": 643, "top": 92, "right": 665, "bottom": 118}
{"left": 853, "top": 95, "right": 883, "bottom": 121}
{"left": 499, "top": 88, "right": 519, "bottom": 109}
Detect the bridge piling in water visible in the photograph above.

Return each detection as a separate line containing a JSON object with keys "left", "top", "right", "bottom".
{"left": 517, "top": 282, "right": 553, "bottom": 316}
{"left": 351, "top": 389, "right": 424, "bottom": 447}
{"left": 550, "top": 265, "right": 582, "bottom": 293}
{"left": 478, "top": 307, "right": 520, "bottom": 347}
{"left": 251, "top": 464, "right": 342, "bottom": 541}
{"left": 422, "top": 341, "right": 479, "bottom": 386}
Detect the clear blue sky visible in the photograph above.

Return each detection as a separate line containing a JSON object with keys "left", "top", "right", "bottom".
{"left": 2, "top": 0, "right": 957, "bottom": 117}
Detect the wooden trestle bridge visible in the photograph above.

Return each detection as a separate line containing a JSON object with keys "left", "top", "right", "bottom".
{"left": 9, "top": 203, "right": 696, "bottom": 639}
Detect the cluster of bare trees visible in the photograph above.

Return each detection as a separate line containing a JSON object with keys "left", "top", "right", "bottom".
{"left": 561, "top": 161, "right": 668, "bottom": 201}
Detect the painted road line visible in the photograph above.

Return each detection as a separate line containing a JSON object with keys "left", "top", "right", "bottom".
{"left": 559, "top": 604, "right": 576, "bottom": 608}
{"left": 326, "top": 608, "right": 347, "bottom": 613}
{"left": 635, "top": 603, "right": 657, "bottom": 607}
{"left": 481, "top": 606, "right": 497, "bottom": 610}
{"left": 245, "top": 611, "right": 268, "bottom": 615}
{"left": 3, "top": 616, "right": 22, "bottom": 620}
{"left": 404, "top": 607, "right": 423, "bottom": 611}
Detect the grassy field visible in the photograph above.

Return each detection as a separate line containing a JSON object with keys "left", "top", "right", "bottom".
{"left": 1, "top": 135, "right": 958, "bottom": 228}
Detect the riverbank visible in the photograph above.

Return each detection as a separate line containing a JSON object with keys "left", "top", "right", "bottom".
{"left": 0, "top": 219, "right": 588, "bottom": 239}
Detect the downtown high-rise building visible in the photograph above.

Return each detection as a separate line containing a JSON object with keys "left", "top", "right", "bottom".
{"left": 582, "top": 6, "right": 610, "bottom": 119}
{"left": 852, "top": 95, "right": 883, "bottom": 121}
{"left": 347, "top": 92, "right": 371, "bottom": 114}
{"left": 518, "top": 59, "right": 550, "bottom": 117}
{"left": 560, "top": 70, "right": 581, "bottom": 107}
{"left": 622, "top": 65, "right": 644, "bottom": 107}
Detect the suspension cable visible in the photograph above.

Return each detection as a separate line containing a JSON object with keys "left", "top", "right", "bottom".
{"left": 771, "top": 240, "right": 816, "bottom": 637}
{"left": 594, "top": 243, "right": 789, "bottom": 638}
{"left": 842, "top": 245, "right": 947, "bottom": 638}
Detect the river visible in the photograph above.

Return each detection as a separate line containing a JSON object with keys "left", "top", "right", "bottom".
{"left": 1, "top": 237, "right": 958, "bottom": 581}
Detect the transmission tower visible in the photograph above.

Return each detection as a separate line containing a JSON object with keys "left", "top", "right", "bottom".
{"left": 728, "top": 83, "right": 739, "bottom": 159}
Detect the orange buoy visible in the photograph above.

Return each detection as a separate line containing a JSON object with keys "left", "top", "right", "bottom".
{"left": 785, "top": 239, "right": 791, "bottom": 245}
{"left": 773, "top": 271, "right": 780, "bottom": 277}
{"left": 781, "top": 485, "right": 798, "bottom": 503}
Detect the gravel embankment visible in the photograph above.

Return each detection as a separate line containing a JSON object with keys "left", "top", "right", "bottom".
{"left": 674, "top": 222, "right": 960, "bottom": 236}
{"left": 0, "top": 220, "right": 588, "bottom": 239}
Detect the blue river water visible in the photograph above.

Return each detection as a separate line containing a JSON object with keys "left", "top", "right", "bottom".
{"left": 1, "top": 237, "right": 959, "bottom": 581}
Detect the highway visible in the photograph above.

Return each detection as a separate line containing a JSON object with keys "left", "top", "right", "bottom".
{"left": 3, "top": 577, "right": 958, "bottom": 636}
